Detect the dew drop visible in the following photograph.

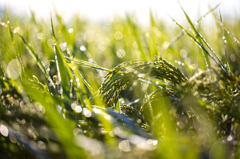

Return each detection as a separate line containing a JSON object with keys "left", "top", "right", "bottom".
{"left": 71, "top": 103, "right": 77, "bottom": 110}
{"left": 7, "top": 59, "right": 21, "bottom": 80}
{"left": 147, "top": 139, "right": 153, "bottom": 145}
{"left": 9, "top": 134, "right": 17, "bottom": 143}
{"left": 119, "top": 140, "right": 131, "bottom": 152}
{"left": 80, "top": 46, "right": 86, "bottom": 51}
{"left": 0, "top": 125, "right": 9, "bottom": 137}
{"left": 138, "top": 74, "right": 144, "bottom": 78}
{"left": 38, "top": 141, "right": 46, "bottom": 150}
{"left": 83, "top": 108, "right": 92, "bottom": 118}
{"left": 152, "top": 140, "right": 158, "bottom": 145}
{"left": 75, "top": 106, "right": 82, "bottom": 113}
{"left": 68, "top": 28, "right": 73, "bottom": 33}
{"left": 59, "top": 42, "right": 67, "bottom": 51}
{"left": 116, "top": 49, "right": 126, "bottom": 58}
{"left": 180, "top": 49, "right": 188, "bottom": 58}
{"left": 37, "top": 33, "right": 43, "bottom": 39}
{"left": 114, "top": 31, "right": 123, "bottom": 40}
{"left": 230, "top": 54, "right": 236, "bottom": 62}
{"left": 227, "top": 135, "right": 233, "bottom": 141}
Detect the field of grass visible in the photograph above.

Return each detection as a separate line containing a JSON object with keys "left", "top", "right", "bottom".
{"left": 0, "top": 3, "right": 240, "bottom": 159}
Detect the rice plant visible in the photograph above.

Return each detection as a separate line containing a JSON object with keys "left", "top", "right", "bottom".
{"left": 0, "top": 2, "right": 240, "bottom": 159}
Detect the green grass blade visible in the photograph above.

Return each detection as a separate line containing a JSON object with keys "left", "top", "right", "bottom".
{"left": 169, "top": 16, "right": 227, "bottom": 72}
{"left": 178, "top": 2, "right": 211, "bottom": 68}
{"left": 161, "top": 2, "right": 222, "bottom": 54}
{"left": 126, "top": 14, "right": 149, "bottom": 61}
{"left": 179, "top": 2, "right": 228, "bottom": 73}
{"left": 7, "top": 21, "right": 25, "bottom": 78}
{"left": 16, "top": 33, "right": 57, "bottom": 94}
{"left": 51, "top": 15, "right": 70, "bottom": 100}
{"left": 65, "top": 56, "right": 112, "bottom": 72}
{"left": 22, "top": 83, "right": 87, "bottom": 158}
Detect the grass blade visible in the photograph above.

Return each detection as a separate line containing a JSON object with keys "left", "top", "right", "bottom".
{"left": 179, "top": 2, "right": 228, "bottom": 73}
{"left": 16, "top": 33, "right": 57, "bottom": 94}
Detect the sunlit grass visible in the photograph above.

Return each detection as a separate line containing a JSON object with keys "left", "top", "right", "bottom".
{"left": 0, "top": 3, "right": 240, "bottom": 159}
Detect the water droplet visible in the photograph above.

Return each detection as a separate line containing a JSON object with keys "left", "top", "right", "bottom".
{"left": 227, "top": 135, "right": 233, "bottom": 141}
{"left": 75, "top": 106, "right": 82, "bottom": 113}
{"left": 224, "top": 40, "right": 227, "bottom": 43}
{"left": 155, "top": 81, "right": 159, "bottom": 85}
{"left": 138, "top": 74, "right": 144, "bottom": 78}
{"left": 80, "top": 46, "right": 86, "bottom": 51}
{"left": 71, "top": 103, "right": 77, "bottom": 110}
{"left": 59, "top": 42, "right": 67, "bottom": 51}
{"left": 152, "top": 140, "right": 158, "bottom": 145}
{"left": 7, "top": 59, "right": 21, "bottom": 80}
{"left": 70, "top": 79, "right": 73, "bottom": 83}
{"left": 137, "top": 119, "right": 142, "bottom": 123}
{"left": 119, "top": 140, "right": 131, "bottom": 152}
{"left": 230, "top": 54, "right": 236, "bottom": 62}
{"left": 223, "top": 36, "right": 225, "bottom": 40}
{"left": 68, "top": 28, "right": 73, "bottom": 33}
{"left": 114, "top": 31, "right": 123, "bottom": 40}
{"left": 116, "top": 49, "right": 126, "bottom": 58}
{"left": 83, "top": 108, "right": 91, "bottom": 118}
{"left": 38, "top": 141, "right": 46, "bottom": 150}
{"left": 194, "top": 22, "right": 198, "bottom": 25}
{"left": 227, "top": 31, "right": 230, "bottom": 34}
{"left": 47, "top": 39, "right": 54, "bottom": 46}
{"left": 9, "top": 134, "right": 17, "bottom": 143}
{"left": 147, "top": 139, "right": 153, "bottom": 145}
{"left": 162, "top": 41, "right": 170, "bottom": 48}
{"left": 37, "top": 33, "right": 43, "bottom": 39}
{"left": 180, "top": 49, "right": 188, "bottom": 58}
{"left": 132, "top": 41, "right": 138, "bottom": 49}
{"left": 0, "top": 125, "right": 9, "bottom": 137}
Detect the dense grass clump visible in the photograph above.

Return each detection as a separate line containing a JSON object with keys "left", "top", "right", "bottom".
{"left": 0, "top": 3, "right": 240, "bottom": 159}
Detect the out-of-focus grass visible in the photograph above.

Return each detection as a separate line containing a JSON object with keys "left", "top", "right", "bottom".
{"left": 0, "top": 3, "right": 240, "bottom": 159}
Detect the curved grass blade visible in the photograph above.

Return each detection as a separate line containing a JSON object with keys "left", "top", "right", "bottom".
{"left": 65, "top": 56, "right": 112, "bottom": 72}
{"left": 178, "top": 2, "right": 228, "bottom": 73}
{"left": 7, "top": 21, "right": 25, "bottom": 78}
{"left": 126, "top": 14, "right": 149, "bottom": 61}
{"left": 93, "top": 106, "right": 151, "bottom": 138}
{"left": 161, "top": 2, "right": 222, "bottom": 54}
{"left": 16, "top": 33, "right": 57, "bottom": 94}
{"left": 51, "top": 15, "right": 93, "bottom": 111}
{"left": 22, "top": 83, "right": 87, "bottom": 159}
{"left": 51, "top": 14, "right": 71, "bottom": 100}
{"left": 169, "top": 16, "right": 228, "bottom": 73}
